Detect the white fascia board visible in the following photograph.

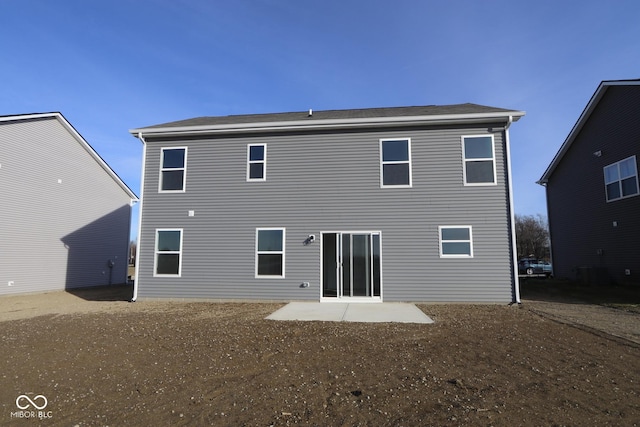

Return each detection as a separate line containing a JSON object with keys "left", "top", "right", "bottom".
{"left": 1, "top": 112, "right": 138, "bottom": 200}
{"left": 130, "top": 110, "right": 525, "bottom": 138}
{"left": 55, "top": 113, "right": 139, "bottom": 200}
{"left": 0, "top": 112, "right": 60, "bottom": 123}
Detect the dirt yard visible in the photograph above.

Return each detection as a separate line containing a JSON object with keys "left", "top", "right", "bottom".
{"left": 1, "top": 281, "right": 639, "bottom": 426}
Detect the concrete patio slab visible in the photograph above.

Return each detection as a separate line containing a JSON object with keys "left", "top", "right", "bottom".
{"left": 266, "top": 302, "right": 434, "bottom": 324}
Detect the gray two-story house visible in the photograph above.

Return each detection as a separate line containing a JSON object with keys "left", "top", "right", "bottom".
{"left": 539, "top": 80, "right": 640, "bottom": 286}
{"left": 131, "top": 104, "right": 524, "bottom": 303}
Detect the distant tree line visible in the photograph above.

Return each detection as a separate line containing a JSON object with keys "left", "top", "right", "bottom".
{"left": 515, "top": 214, "right": 550, "bottom": 260}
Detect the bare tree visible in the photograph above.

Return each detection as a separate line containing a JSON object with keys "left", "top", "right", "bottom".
{"left": 515, "top": 214, "right": 550, "bottom": 260}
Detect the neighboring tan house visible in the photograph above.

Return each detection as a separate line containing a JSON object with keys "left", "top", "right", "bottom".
{"left": 538, "top": 80, "right": 640, "bottom": 286}
{"left": 0, "top": 113, "right": 138, "bottom": 295}
{"left": 130, "top": 103, "right": 524, "bottom": 303}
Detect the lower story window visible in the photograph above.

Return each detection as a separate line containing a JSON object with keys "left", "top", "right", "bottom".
{"left": 155, "top": 229, "right": 183, "bottom": 276}
{"left": 439, "top": 226, "right": 473, "bottom": 257}
{"left": 256, "top": 228, "right": 285, "bottom": 277}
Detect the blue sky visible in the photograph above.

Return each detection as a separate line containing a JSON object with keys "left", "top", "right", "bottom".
{"left": 2, "top": 1, "right": 639, "bottom": 240}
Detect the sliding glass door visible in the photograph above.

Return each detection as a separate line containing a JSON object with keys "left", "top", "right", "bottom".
{"left": 322, "top": 232, "right": 381, "bottom": 299}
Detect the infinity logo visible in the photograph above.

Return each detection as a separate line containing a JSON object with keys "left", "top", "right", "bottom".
{"left": 16, "top": 395, "right": 48, "bottom": 410}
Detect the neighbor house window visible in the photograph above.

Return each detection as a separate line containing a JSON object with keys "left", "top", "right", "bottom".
{"left": 380, "top": 138, "right": 412, "bottom": 187}
{"left": 604, "top": 155, "right": 639, "bottom": 202}
{"left": 247, "top": 144, "right": 266, "bottom": 181}
{"left": 160, "top": 147, "right": 187, "bottom": 192}
{"left": 155, "top": 229, "right": 183, "bottom": 276}
{"left": 463, "top": 136, "right": 496, "bottom": 185}
{"left": 255, "top": 228, "right": 285, "bottom": 278}
{"left": 439, "top": 226, "right": 473, "bottom": 257}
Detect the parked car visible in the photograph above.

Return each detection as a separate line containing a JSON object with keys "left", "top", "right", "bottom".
{"left": 518, "top": 258, "right": 552, "bottom": 277}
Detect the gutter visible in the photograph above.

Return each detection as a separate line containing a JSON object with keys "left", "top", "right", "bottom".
{"left": 503, "top": 116, "right": 521, "bottom": 304}
{"left": 130, "top": 111, "right": 525, "bottom": 138}
{"left": 130, "top": 132, "right": 147, "bottom": 302}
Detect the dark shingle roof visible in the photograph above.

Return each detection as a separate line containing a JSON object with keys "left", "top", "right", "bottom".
{"left": 141, "top": 103, "right": 520, "bottom": 129}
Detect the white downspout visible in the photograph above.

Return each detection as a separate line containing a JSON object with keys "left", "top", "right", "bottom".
{"left": 131, "top": 132, "right": 147, "bottom": 302}
{"left": 126, "top": 198, "right": 138, "bottom": 284}
{"left": 504, "top": 116, "right": 521, "bottom": 304}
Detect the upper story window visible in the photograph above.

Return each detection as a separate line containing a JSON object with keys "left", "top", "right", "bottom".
{"left": 462, "top": 136, "right": 496, "bottom": 185}
{"left": 155, "top": 229, "right": 183, "bottom": 276}
{"left": 255, "top": 228, "right": 285, "bottom": 278}
{"left": 247, "top": 144, "right": 266, "bottom": 181}
{"left": 380, "top": 138, "right": 412, "bottom": 187}
{"left": 604, "top": 155, "right": 639, "bottom": 202}
{"left": 160, "top": 147, "right": 187, "bottom": 192}
{"left": 439, "top": 226, "right": 473, "bottom": 258}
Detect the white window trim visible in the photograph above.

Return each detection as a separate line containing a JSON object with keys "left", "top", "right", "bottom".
{"left": 154, "top": 228, "right": 183, "bottom": 277}
{"left": 247, "top": 143, "right": 267, "bottom": 182}
{"left": 255, "top": 227, "right": 285, "bottom": 278}
{"left": 462, "top": 135, "right": 497, "bottom": 186}
{"left": 439, "top": 225, "right": 474, "bottom": 258}
{"left": 159, "top": 146, "right": 188, "bottom": 193}
{"left": 604, "top": 155, "right": 639, "bottom": 202}
{"left": 380, "top": 138, "right": 412, "bottom": 188}
{"left": 319, "top": 230, "right": 383, "bottom": 302}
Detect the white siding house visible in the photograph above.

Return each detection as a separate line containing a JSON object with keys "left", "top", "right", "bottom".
{"left": 0, "top": 113, "right": 137, "bottom": 295}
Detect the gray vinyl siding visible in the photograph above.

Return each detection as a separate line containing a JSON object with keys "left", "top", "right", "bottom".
{"left": 0, "top": 116, "right": 133, "bottom": 295}
{"left": 137, "top": 123, "right": 514, "bottom": 302}
{"left": 546, "top": 86, "right": 640, "bottom": 285}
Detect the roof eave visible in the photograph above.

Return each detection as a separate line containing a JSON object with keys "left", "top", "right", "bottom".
{"left": 538, "top": 79, "right": 640, "bottom": 185}
{"left": 57, "top": 114, "right": 139, "bottom": 200}
{"left": 0, "top": 112, "right": 60, "bottom": 123}
{"left": 130, "top": 110, "right": 525, "bottom": 138}
{"left": 1, "top": 112, "right": 138, "bottom": 200}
